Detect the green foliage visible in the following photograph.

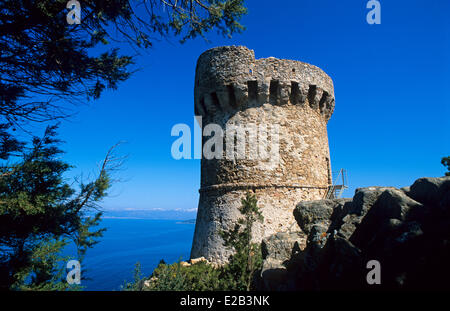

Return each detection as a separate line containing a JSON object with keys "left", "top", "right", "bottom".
{"left": 126, "top": 259, "right": 221, "bottom": 291}
{"left": 149, "top": 261, "right": 190, "bottom": 291}
{"left": 126, "top": 192, "right": 263, "bottom": 291}
{"left": 122, "top": 262, "right": 145, "bottom": 291}
{"left": 11, "top": 238, "right": 82, "bottom": 291}
{"left": 0, "top": 125, "right": 116, "bottom": 290}
{"left": 442, "top": 156, "right": 450, "bottom": 176}
{"left": 219, "top": 192, "right": 263, "bottom": 291}
{"left": 149, "top": 260, "right": 222, "bottom": 291}
{"left": 0, "top": 0, "right": 247, "bottom": 126}
{"left": 0, "top": 0, "right": 246, "bottom": 291}
{"left": 167, "top": 0, "right": 247, "bottom": 43}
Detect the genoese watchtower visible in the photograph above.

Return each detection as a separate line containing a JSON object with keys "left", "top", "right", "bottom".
{"left": 190, "top": 46, "right": 335, "bottom": 263}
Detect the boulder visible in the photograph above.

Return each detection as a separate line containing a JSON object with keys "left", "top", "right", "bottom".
{"left": 259, "top": 231, "right": 306, "bottom": 290}
{"left": 258, "top": 176, "right": 450, "bottom": 291}
{"left": 190, "top": 257, "right": 208, "bottom": 265}
{"left": 350, "top": 188, "right": 423, "bottom": 249}
{"left": 294, "top": 199, "right": 350, "bottom": 235}
{"left": 261, "top": 231, "right": 306, "bottom": 262}
{"left": 259, "top": 258, "right": 289, "bottom": 291}
{"left": 407, "top": 176, "right": 450, "bottom": 211}
{"left": 180, "top": 261, "right": 191, "bottom": 267}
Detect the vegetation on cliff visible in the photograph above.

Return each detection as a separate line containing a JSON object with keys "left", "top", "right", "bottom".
{"left": 123, "top": 192, "right": 264, "bottom": 291}
{"left": 219, "top": 192, "right": 264, "bottom": 291}
{"left": 0, "top": 125, "right": 119, "bottom": 290}
{"left": 442, "top": 156, "right": 450, "bottom": 176}
{"left": 0, "top": 0, "right": 246, "bottom": 290}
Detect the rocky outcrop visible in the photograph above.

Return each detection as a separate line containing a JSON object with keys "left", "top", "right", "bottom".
{"left": 259, "top": 176, "right": 450, "bottom": 290}
{"left": 259, "top": 231, "right": 307, "bottom": 290}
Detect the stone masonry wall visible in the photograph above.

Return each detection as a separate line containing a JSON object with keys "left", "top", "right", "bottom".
{"left": 190, "top": 46, "right": 336, "bottom": 263}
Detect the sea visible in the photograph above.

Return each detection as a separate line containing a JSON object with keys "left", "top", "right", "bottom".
{"left": 66, "top": 217, "right": 196, "bottom": 291}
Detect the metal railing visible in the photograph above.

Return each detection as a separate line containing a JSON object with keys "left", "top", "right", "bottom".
{"left": 325, "top": 169, "right": 348, "bottom": 199}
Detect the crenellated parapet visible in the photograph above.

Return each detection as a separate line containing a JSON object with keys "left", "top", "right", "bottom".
{"left": 194, "top": 46, "right": 335, "bottom": 122}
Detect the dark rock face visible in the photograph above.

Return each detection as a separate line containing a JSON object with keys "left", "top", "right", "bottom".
{"left": 258, "top": 176, "right": 450, "bottom": 290}
{"left": 259, "top": 231, "right": 306, "bottom": 291}
{"left": 293, "top": 199, "right": 351, "bottom": 235}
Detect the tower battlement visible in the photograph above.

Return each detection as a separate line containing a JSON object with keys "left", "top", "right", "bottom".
{"left": 194, "top": 46, "right": 335, "bottom": 122}
{"left": 191, "top": 46, "right": 336, "bottom": 263}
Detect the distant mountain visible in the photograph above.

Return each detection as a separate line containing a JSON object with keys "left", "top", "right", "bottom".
{"left": 176, "top": 219, "right": 196, "bottom": 224}
{"left": 98, "top": 209, "right": 197, "bottom": 220}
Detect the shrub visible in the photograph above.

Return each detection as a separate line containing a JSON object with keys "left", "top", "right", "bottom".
{"left": 442, "top": 156, "right": 450, "bottom": 176}
{"left": 126, "top": 192, "right": 264, "bottom": 291}
{"left": 145, "top": 260, "right": 221, "bottom": 291}
{"left": 219, "top": 192, "right": 264, "bottom": 290}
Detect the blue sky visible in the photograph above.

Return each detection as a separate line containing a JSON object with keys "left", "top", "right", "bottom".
{"left": 56, "top": 0, "right": 449, "bottom": 210}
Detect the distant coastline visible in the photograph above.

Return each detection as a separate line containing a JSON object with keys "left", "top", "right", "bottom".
{"left": 96, "top": 208, "right": 198, "bottom": 221}
{"left": 176, "top": 219, "right": 196, "bottom": 224}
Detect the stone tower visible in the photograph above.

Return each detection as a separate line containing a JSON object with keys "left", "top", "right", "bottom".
{"left": 190, "top": 46, "right": 335, "bottom": 263}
